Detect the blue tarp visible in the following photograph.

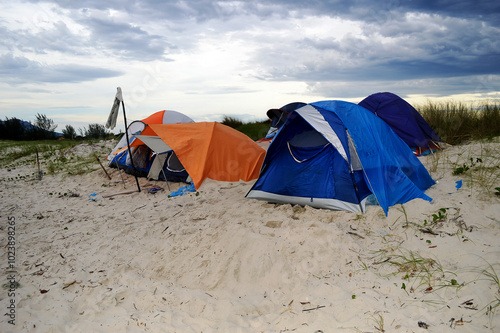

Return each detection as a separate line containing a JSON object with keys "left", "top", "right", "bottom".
{"left": 169, "top": 183, "right": 196, "bottom": 197}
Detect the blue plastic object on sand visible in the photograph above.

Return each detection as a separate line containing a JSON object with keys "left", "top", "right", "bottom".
{"left": 170, "top": 183, "right": 196, "bottom": 197}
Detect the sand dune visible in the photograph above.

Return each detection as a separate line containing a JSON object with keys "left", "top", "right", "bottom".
{"left": 1, "top": 139, "right": 499, "bottom": 332}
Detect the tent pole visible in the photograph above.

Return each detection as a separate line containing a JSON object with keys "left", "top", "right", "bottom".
{"left": 160, "top": 166, "right": 170, "bottom": 191}
{"left": 115, "top": 162, "right": 126, "bottom": 188}
{"left": 121, "top": 100, "right": 141, "bottom": 193}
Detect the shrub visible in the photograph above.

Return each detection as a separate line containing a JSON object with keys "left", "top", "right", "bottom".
{"left": 81, "top": 123, "right": 110, "bottom": 139}
{"left": 221, "top": 115, "right": 244, "bottom": 129}
{"left": 62, "top": 125, "right": 77, "bottom": 139}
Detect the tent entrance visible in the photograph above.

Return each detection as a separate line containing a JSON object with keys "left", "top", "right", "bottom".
{"left": 135, "top": 135, "right": 189, "bottom": 184}
{"left": 287, "top": 130, "right": 331, "bottom": 163}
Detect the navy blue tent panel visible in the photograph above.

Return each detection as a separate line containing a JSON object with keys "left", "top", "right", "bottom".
{"left": 358, "top": 92, "right": 441, "bottom": 148}
{"left": 247, "top": 100, "right": 435, "bottom": 215}
{"left": 109, "top": 148, "right": 189, "bottom": 183}
{"left": 264, "top": 102, "right": 306, "bottom": 140}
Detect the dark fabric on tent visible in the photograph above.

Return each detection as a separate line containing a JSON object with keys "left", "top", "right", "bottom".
{"left": 358, "top": 92, "right": 442, "bottom": 148}
{"left": 263, "top": 102, "right": 307, "bottom": 140}
{"left": 110, "top": 148, "right": 190, "bottom": 182}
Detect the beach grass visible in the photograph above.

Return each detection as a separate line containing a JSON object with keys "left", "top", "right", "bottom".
{"left": 0, "top": 139, "right": 82, "bottom": 166}
{"left": 0, "top": 139, "right": 114, "bottom": 177}
{"left": 418, "top": 101, "right": 500, "bottom": 145}
{"left": 221, "top": 115, "right": 270, "bottom": 141}
{"left": 222, "top": 100, "right": 500, "bottom": 143}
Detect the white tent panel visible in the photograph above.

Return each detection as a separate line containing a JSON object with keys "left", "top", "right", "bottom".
{"left": 147, "top": 153, "right": 168, "bottom": 180}
{"left": 135, "top": 135, "right": 173, "bottom": 153}
{"left": 296, "top": 105, "right": 348, "bottom": 162}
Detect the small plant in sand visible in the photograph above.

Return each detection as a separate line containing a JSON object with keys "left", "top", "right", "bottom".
{"left": 369, "top": 312, "right": 385, "bottom": 332}
{"left": 495, "top": 187, "right": 500, "bottom": 196}
{"left": 449, "top": 141, "right": 500, "bottom": 196}
{"left": 453, "top": 157, "right": 482, "bottom": 175}
{"left": 371, "top": 249, "right": 458, "bottom": 294}
{"left": 401, "top": 207, "right": 473, "bottom": 242}
{"left": 469, "top": 260, "right": 500, "bottom": 327}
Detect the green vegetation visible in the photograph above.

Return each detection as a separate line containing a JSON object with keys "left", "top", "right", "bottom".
{"left": 234, "top": 120, "right": 271, "bottom": 141}
{"left": 221, "top": 115, "right": 270, "bottom": 141}
{"left": 220, "top": 115, "right": 244, "bottom": 128}
{"left": 34, "top": 113, "right": 58, "bottom": 135}
{"left": 0, "top": 139, "right": 113, "bottom": 177}
{"left": 0, "top": 140, "right": 82, "bottom": 166}
{"left": 371, "top": 247, "right": 456, "bottom": 293}
{"left": 221, "top": 101, "right": 500, "bottom": 143}
{"left": 0, "top": 116, "right": 58, "bottom": 140}
{"left": 79, "top": 123, "right": 111, "bottom": 139}
{"left": 62, "top": 125, "right": 77, "bottom": 139}
{"left": 418, "top": 101, "right": 500, "bottom": 145}
{"left": 443, "top": 140, "right": 500, "bottom": 196}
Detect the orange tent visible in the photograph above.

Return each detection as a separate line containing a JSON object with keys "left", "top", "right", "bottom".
{"left": 136, "top": 122, "right": 266, "bottom": 189}
{"left": 108, "top": 110, "right": 194, "bottom": 159}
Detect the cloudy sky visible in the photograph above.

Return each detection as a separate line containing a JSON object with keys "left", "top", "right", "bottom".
{"left": 1, "top": 0, "right": 499, "bottom": 132}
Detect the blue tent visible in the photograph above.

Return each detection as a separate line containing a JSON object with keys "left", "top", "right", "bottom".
{"left": 246, "top": 101, "right": 435, "bottom": 215}
{"left": 358, "top": 92, "right": 442, "bottom": 154}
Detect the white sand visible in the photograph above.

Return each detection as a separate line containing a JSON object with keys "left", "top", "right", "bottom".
{"left": 1, "top": 139, "right": 499, "bottom": 332}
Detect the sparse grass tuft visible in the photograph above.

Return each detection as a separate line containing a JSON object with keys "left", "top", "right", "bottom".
{"left": 448, "top": 141, "right": 500, "bottom": 196}
{"left": 370, "top": 248, "right": 458, "bottom": 294}
{"left": 0, "top": 139, "right": 114, "bottom": 178}
{"left": 466, "top": 260, "right": 500, "bottom": 328}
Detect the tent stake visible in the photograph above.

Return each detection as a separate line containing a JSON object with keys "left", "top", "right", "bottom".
{"left": 94, "top": 153, "right": 111, "bottom": 180}
{"left": 116, "top": 165, "right": 126, "bottom": 188}
{"left": 36, "top": 147, "right": 43, "bottom": 180}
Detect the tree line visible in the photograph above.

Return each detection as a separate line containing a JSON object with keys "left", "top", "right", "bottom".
{"left": 0, "top": 113, "right": 112, "bottom": 141}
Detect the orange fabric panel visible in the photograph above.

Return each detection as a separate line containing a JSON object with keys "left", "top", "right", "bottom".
{"left": 148, "top": 122, "right": 265, "bottom": 189}
{"left": 129, "top": 125, "right": 158, "bottom": 147}
{"left": 141, "top": 110, "right": 165, "bottom": 124}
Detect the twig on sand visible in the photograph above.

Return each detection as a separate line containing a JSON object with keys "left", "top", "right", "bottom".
{"left": 63, "top": 280, "right": 79, "bottom": 289}
{"left": 102, "top": 190, "right": 140, "bottom": 198}
{"left": 302, "top": 305, "right": 325, "bottom": 312}
{"left": 132, "top": 204, "right": 146, "bottom": 212}
{"left": 94, "top": 153, "right": 111, "bottom": 180}
{"left": 347, "top": 231, "right": 365, "bottom": 239}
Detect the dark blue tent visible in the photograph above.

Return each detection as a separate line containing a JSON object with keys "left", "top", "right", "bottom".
{"left": 247, "top": 101, "right": 435, "bottom": 215}
{"left": 263, "top": 102, "right": 306, "bottom": 140}
{"left": 358, "top": 92, "right": 442, "bottom": 155}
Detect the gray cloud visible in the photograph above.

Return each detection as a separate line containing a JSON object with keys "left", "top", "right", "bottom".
{"left": 248, "top": 6, "right": 500, "bottom": 88}
{"left": 2, "top": 0, "right": 499, "bottom": 122}
{"left": 305, "top": 74, "right": 500, "bottom": 101}
{"left": 0, "top": 54, "right": 122, "bottom": 84}
{"left": 23, "top": 0, "right": 500, "bottom": 24}
{"left": 80, "top": 15, "right": 169, "bottom": 60}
